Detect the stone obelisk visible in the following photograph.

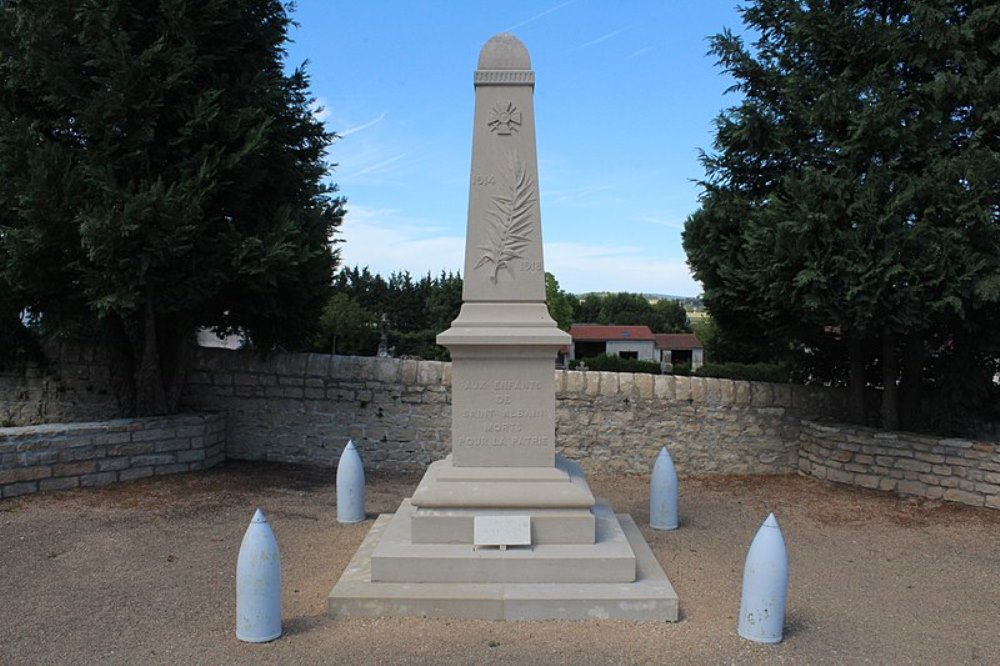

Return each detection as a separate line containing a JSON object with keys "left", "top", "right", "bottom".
{"left": 327, "top": 34, "right": 678, "bottom": 621}
{"left": 409, "top": 33, "right": 594, "bottom": 516}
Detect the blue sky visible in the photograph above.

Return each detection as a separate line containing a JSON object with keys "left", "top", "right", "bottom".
{"left": 284, "top": 1, "right": 748, "bottom": 297}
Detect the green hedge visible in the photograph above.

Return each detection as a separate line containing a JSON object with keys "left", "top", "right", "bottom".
{"left": 569, "top": 354, "right": 662, "bottom": 375}
{"left": 695, "top": 361, "right": 790, "bottom": 383}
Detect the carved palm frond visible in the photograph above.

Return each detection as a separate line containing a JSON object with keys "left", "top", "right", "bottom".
{"left": 476, "top": 153, "right": 536, "bottom": 283}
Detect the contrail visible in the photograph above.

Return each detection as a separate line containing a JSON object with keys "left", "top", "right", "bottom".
{"left": 341, "top": 111, "right": 388, "bottom": 137}
{"left": 505, "top": 0, "right": 577, "bottom": 32}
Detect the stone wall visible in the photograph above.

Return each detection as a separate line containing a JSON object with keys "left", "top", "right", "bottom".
{"left": 0, "top": 412, "right": 226, "bottom": 499}
{"left": 183, "top": 349, "right": 848, "bottom": 476}
{"left": 0, "top": 340, "right": 119, "bottom": 427}
{"left": 799, "top": 421, "right": 1000, "bottom": 509}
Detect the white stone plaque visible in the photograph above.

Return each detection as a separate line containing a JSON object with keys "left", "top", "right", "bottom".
{"left": 473, "top": 515, "right": 531, "bottom": 550}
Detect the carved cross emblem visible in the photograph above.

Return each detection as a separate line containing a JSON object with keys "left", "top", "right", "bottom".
{"left": 488, "top": 101, "right": 522, "bottom": 135}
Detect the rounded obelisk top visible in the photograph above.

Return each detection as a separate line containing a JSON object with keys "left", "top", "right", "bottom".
{"left": 478, "top": 33, "right": 531, "bottom": 70}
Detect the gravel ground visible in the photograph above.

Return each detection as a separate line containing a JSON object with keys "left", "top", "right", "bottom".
{"left": 1, "top": 461, "right": 998, "bottom": 665}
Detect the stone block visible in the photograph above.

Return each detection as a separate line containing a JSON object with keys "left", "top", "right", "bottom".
{"left": 943, "top": 488, "right": 984, "bottom": 506}
{"left": 107, "top": 442, "right": 154, "bottom": 457}
{"left": 719, "top": 379, "right": 735, "bottom": 403}
{"left": 417, "top": 361, "right": 443, "bottom": 385}
{"left": 750, "top": 382, "right": 773, "bottom": 407}
{"left": 176, "top": 448, "right": 206, "bottom": 463}
{"left": 878, "top": 478, "right": 897, "bottom": 491}
{"left": 653, "top": 375, "right": 674, "bottom": 400}
{"left": 0, "top": 466, "right": 52, "bottom": 484}
{"left": 733, "top": 380, "right": 752, "bottom": 405}
{"left": 39, "top": 476, "right": 80, "bottom": 492}
{"left": 564, "top": 371, "right": 585, "bottom": 395}
{"left": 306, "top": 353, "right": 331, "bottom": 377}
{"left": 617, "top": 373, "right": 634, "bottom": 398}
{"left": 634, "top": 373, "right": 654, "bottom": 400}
{"left": 132, "top": 428, "right": 176, "bottom": 443}
{"left": 80, "top": 471, "right": 118, "bottom": 487}
{"left": 826, "top": 468, "right": 854, "bottom": 484}
{"left": 93, "top": 431, "right": 132, "bottom": 446}
{"left": 155, "top": 438, "right": 192, "bottom": 453}
{"left": 689, "top": 377, "right": 706, "bottom": 403}
{"left": 2, "top": 481, "right": 38, "bottom": 498}
{"left": 924, "top": 486, "right": 945, "bottom": 500}
{"left": 53, "top": 461, "right": 97, "bottom": 477}
{"left": 130, "top": 454, "right": 176, "bottom": 467}
{"left": 896, "top": 480, "right": 926, "bottom": 497}
{"left": 896, "top": 458, "right": 931, "bottom": 473}
{"left": 985, "top": 495, "right": 1000, "bottom": 510}
{"left": 155, "top": 463, "right": 190, "bottom": 475}
{"left": 401, "top": 360, "right": 419, "bottom": 385}
{"left": 674, "top": 376, "right": 691, "bottom": 402}
{"left": 854, "top": 474, "right": 880, "bottom": 489}
{"left": 599, "top": 372, "right": 619, "bottom": 396}
{"left": 98, "top": 457, "right": 130, "bottom": 472}
{"left": 376, "top": 358, "right": 400, "bottom": 384}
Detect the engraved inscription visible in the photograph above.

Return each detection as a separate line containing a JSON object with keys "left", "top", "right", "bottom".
{"left": 488, "top": 101, "right": 522, "bottom": 135}
{"left": 473, "top": 154, "right": 535, "bottom": 284}
{"left": 471, "top": 174, "right": 496, "bottom": 186}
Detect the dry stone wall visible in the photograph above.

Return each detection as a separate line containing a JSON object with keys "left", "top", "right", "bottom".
{"left": 183, "top": 351, "right": 453, "bottom": 474}
{"left": 0, "top": 340, "right": 119, "bottom": 427}
{"left": 5, "top": 344, "right": 1000, "bottom": 510}
{"left": 799, "top": 421, "right": 1000, "bottom": 509}
{"left": 0, "top": 412, "right": 225, "bottom": 499}
{"left": 183, "top": 349, "right": 847, "bottom": 476}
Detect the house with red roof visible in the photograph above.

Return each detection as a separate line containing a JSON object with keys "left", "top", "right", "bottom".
{"left": 568, "top": 324, "right": 657, "bottom": 362}
{"left": 567, "top": 324, "right": 704, "bottom": 370}
{"left": 653, "top": 333, "right": 705, "bottom": 370}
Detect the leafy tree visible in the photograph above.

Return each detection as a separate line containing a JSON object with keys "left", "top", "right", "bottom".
{"left": 573, "top": 294, "right": 604, "bottom": 323}
{"left": 650, "top": 299, "right": 689, "bottom": 333}
{"left": 568, "top": 291, "right": 689, "bottom": 332}
{"left": 544, "top": 272, "right": 575, "bottom": 331}
{"left": 0, "top": 0, "right": 344, "bottom": 415}
{"left": 596, "top": 292, "right": 654, "bottom": 327}
{"left": 684, "top": 0, "right": 1000, "bottom": 429}
{"left": 316, "top": 293, "right": 376, "bottom": 355}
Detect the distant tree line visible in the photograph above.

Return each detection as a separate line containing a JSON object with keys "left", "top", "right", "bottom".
{"left": 316, "top": 267, "right": 691, "bottom": 359}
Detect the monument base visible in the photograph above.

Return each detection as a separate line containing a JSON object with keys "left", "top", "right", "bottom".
{"left": 327, "top": 510, "right": 679, "bottom": 621}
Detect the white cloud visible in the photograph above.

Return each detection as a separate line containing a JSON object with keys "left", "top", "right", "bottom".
{"left": 545, "top": 241, "right": 701, "bottom": 296}
{"left": 338, "top": 205, "right": 464, "bottom": 276}
{"left": 335, "top": 207, "right": 701, "bottom": 296}
{"left": 309, "top": 97, "right": 330, "bottom": 123}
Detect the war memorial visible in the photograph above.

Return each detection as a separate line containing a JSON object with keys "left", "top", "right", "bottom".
{"left": 327, "top": 33, "right": 678, "bottom": 621}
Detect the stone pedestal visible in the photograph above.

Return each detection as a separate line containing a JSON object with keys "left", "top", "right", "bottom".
{"left": 327, "top": 32, "right": 678, "bottom": 621}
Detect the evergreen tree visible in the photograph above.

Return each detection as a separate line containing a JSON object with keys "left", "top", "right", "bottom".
{"left": 684, "top": 0, "right": 1000, "bottom": 429}
{"left": 0, "top": 0, "right": 344, "bottom": 415}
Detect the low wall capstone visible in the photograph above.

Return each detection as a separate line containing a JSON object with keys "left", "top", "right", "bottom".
{"left": 0, "top": 412, "right": 226, "bottom": 499}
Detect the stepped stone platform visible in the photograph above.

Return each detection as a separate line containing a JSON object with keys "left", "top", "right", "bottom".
{"left": 327, "top": 509, "right": 678, "bottom": 621}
